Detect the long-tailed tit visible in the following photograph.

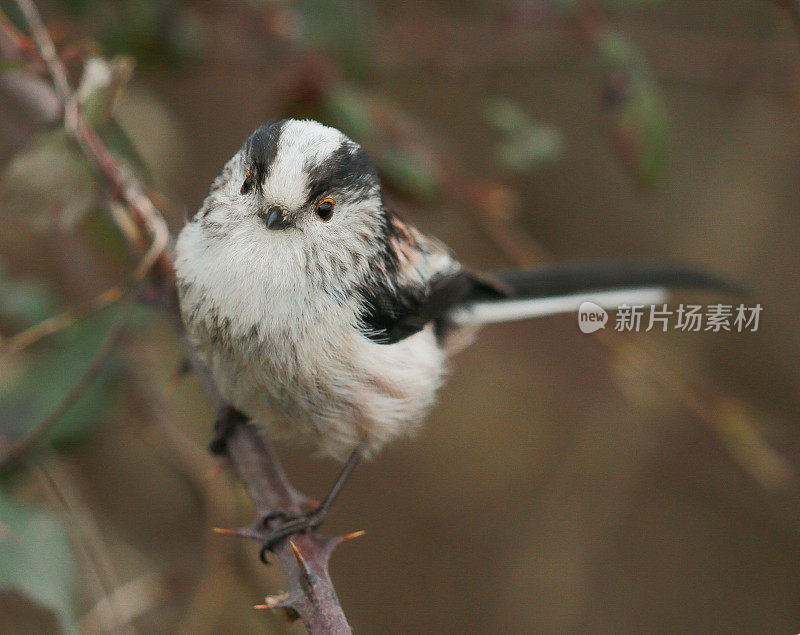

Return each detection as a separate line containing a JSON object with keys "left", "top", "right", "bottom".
{"left": 174, "top": 119, "right": 733, "bottom": 552}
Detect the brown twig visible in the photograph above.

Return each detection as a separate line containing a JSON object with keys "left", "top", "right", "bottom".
{"left": 5, "top": 2, "right": 356, "bottom": 630}
{"left": 1, "top": 285, "right": 124, "bottom": 355}
{"left": 13, "top": 0, "right": 70, "bottom": 100}
{"left": 11, "top": 0, "right": 170, "bottom": 287}
{"left": 223, "top": 417, "right": 356, "bottom": 632}
{"left": 168, "top": 359, "right": 356, "bottom": 631}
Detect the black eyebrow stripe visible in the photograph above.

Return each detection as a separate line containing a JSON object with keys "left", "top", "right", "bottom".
{"left": 303, "top": 142, "right": 378, "bottom": 207}
{"left": 245, "top": 119, "right": 287, "bottom": 187}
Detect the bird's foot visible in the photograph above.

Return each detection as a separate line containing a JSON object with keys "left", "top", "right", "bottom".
{"left": 259, "top": 507, "right": 326, "bottom": 562}
{"left": 256, "top": 446, "right": 364, "bottom": 563}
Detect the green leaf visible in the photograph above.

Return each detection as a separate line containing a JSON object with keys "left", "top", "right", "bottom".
{"left": 485, "top": 98, "right": 564, "bottom": 173}
{"left": 0, "top": 263, "right": 58, "bottom": 328}
{"left": 319, "top": 85, "right": 375, "bottom": 143}
{"left": 0, "top": 59, "right": 36, "bottom": 73}
{"left": 76, "top": 57, "right": 133, "bottom": 127}
{"left": 372, "top": 149, "right": 440, "bottom": 201}
{"left": 298, "top": 0, "right": 375, "bottom": 78}
{"left": 319, "top": 85, "right": 442, "bottom": 201}
{"left": 112, "top": 85, "right": 187, "bottom": 189}
{"left": 0, "top": 303, "right": 126, "bottom": 453}
{"left": 0, "top": 130, "right": 96, "bottom": 227}
{"left": 0, "top": 489, "right": 78, "bottom": 634}
{"left": 96, "top": 0, "right": 203, "bottom": 64}
{"left": 596, "top": 29, "right": 670, "bottom": 187}
{"left": 554, "top": 0, "right": 664, "bottom": 15}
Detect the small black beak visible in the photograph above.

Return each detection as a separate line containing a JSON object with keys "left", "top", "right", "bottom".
{"left": 259, "top": 206, "right": 293, "bottom": 230}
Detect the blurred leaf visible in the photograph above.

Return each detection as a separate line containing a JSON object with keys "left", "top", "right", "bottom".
{"left": 78, "top": 208, "right": 137, "bottom": 272}
{"left": 712, "top": 396, "right": 794, "bottom": 492}
{"left": 96, "top": 119, "right": 151, "bottom": 184}
{"left": 0, "top": 59, "right": 35, "bottom": 73}
{"left": 547, "top": 0, "right": 663, "bottom": 15}
{"left": 0, "top": 489, "right": 78, "bottom": 634}
{"left": 319, "top": 84, "right": 374, "bottom": 141}
{"left": 319, "top": 85, "right": 441, "bottom": 200}
{"left": 0, "top": 130, "right": 96, "bottom": 228}
{"left": 96, "top": 0, "right": 203, "bottom": 64}
{"left": 62, "top": 0, "right": 93, "bottom": 15}
{"left": 596, "top": 28, "right": 669, "bottom": 186}
{"left": 0, "top": 263, "right": 58, "bottom": 328}
{"left": 485, "top": 98, "right": 564, "bottom": 173}
{"left": 47, "top": 360, "right": 122, "bottom": 449}
{"left": 76, "top": 56, "right": 135, "bottom": 127}
{"left": 0, "top": 2, "right": 26, "bottom": 31}
{"left": 297, "top": 0, "right": 374, "bottom": 78}
{"left": 0, "top": 81, "right": 178, "bottom": 228}
{"left": 0, "top": 303, "right": 125, "bottom": 451}
{"left": 372, "top": 150, "right": 440, "bottom": 201}
{"left": 76, "top": 60, "right": 158, "bottom": 186}
{"left": 112, "top": 85, "right": 186, "bottom": 189}
{"left": 599, "top": 0, "right": 664, "bottom": 8}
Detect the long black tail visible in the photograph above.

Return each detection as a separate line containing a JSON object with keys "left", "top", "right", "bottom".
{"left": 457, "top": 259, "right": 740, "bottom": 325}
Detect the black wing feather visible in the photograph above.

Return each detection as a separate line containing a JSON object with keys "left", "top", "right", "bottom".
{"left": 358, "top": 210, "right": 493, "bottom": 344}
{"left": 360, "top": 272, "right": 490, "bottom": 344}
{"left": 359, "top": 259, "right": 738, "bottom": 344}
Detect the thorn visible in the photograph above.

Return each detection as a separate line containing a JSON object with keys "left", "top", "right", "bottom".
{"left": 301, "top": 498, "right": 321, "bottom": 511}
{"left": 255, "top": 593, "right": 299, "bottom": 622}
{"left": 258, "top": 592, "right": 290, "bottom": 609}
{"left": 340, "top": 529, "right": 366, "bottom": 543}
{"left": 289, "top": 539, "right": 304, "bottom": 564}
{"left": 212, "top": 527, "right": 239, "bottom": 536}
{"left": 289, "top": 539, "right": 312, "bottom": 580}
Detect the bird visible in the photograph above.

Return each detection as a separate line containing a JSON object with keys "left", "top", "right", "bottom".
{"left": 174, "top": 118, "right": 734, "bottom": 552}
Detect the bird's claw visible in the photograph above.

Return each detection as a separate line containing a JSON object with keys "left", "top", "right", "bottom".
{"left": 258, "top": 509, "right": 324, "bottom": 563}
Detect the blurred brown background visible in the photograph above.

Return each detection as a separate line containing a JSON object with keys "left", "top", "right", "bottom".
{"left": 1, "top": 0, "right": 800, "bottom": 633}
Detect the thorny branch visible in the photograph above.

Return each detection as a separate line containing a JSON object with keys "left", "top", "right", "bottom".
{"left": 220, "top": 417, "right": 362, "bottom": 630}
{"left": 3, "top": 1, "right": 356, "bottom": 632}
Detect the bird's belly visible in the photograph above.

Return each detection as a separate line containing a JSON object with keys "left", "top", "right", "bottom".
{"left": 200, "top": 324, "right": 447, "bottom": 460}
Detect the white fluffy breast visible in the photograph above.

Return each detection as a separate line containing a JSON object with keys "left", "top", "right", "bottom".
{"left": 174, "top": 218, "right": 447, "bottom": 459}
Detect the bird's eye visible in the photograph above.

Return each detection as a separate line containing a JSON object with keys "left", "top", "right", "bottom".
{"left": 240, "top": 170, "right": 253, "bottom": 195}
{"left": 316, "top": 198, "right": 335, "bottom": 221}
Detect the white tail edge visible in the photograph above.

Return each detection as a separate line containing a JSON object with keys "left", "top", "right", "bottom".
{"left": 451, "top": 287, "right": 670, "bottom": 326}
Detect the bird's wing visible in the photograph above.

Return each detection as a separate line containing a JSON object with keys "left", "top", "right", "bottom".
{"left": 358, "top": 213, "right": 501, "bottom": 344}
{"left": 359, "top": 213, "right": 739, "bottom": 342}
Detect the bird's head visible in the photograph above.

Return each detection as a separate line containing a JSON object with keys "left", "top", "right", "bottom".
{"left": 197, "top": 119, "right": 384, "bottom": 245}
{"left": 181, "top": 119, "right": 392, "bottom": 304}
